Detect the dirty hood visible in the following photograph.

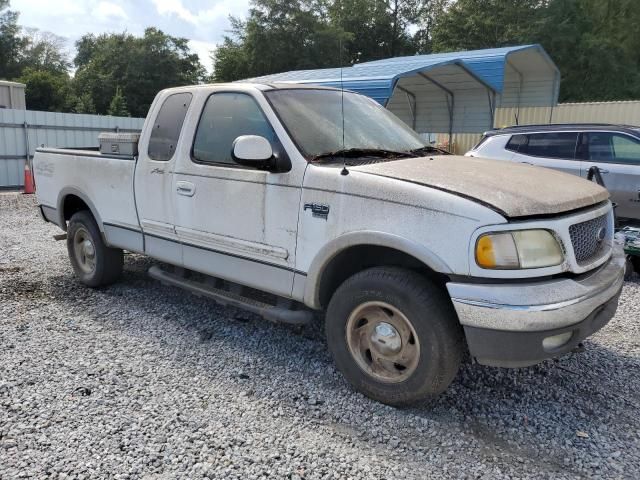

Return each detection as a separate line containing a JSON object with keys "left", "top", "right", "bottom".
{"left": 352, "top": 155, "right": 609, "bottom": 218}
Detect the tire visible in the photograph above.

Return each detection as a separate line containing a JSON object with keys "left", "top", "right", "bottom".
{"left": 633, "top": 256, "right": 640, "bottom": 275}
{"left": 325, "top": 267, "right": 463, "bottom": 406}
{"left": 67, "top": 211, "right": 123, "bottom": 287}
{"left": 624, "top": 256, "right": 634, "bottom": 281}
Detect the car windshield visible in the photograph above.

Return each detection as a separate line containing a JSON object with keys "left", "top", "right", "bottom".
{"left": 265, "top": 89, "right": 426, "bottom": 161}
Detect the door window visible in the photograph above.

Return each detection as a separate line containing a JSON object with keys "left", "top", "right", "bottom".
{"left": 587, "top": 132, "right": 640, "bottom": 164}
{"left": 148, "top": 93, "right": 193, "bottom": 161}
{"left": 192, "top": 93, "right": 277, "bottom": 165}
{"left": 523, "top": 132, "right": 578, "bottom": 159}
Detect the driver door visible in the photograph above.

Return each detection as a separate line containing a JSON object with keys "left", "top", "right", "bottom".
{"left": 172, "top": 91, "right": 303, "bottom": 297}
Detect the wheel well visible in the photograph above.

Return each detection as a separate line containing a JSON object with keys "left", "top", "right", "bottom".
{"left": 317, "top": 245, "right": 448, "bottom": 308}
{"left": 62, "top": 194, "right": 91, "bottom": 222}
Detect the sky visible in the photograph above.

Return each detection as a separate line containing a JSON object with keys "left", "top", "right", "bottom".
{"left": 11, "top": 0, "right": 253, "bottom": 73}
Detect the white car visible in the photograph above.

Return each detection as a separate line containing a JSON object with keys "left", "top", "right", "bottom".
{"left": 466, "top": 124, "right": 640, "bottom": 222}
{"left": 33, "top": 84, "right": 625, "bottom": 405}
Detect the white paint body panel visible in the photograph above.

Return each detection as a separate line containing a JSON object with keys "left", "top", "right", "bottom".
{"left": 33, "top": 150, "right": 139, "bottom": 232}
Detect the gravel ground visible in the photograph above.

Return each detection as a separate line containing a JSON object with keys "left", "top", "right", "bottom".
{"left": 1, "top": 192, "right": 639, "bottom": 480}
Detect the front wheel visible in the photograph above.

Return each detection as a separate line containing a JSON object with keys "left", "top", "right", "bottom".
{"left": 325, "top": 267, "right": 464, "bottom": 406}
{"left": 67, "top": 211, "right": 123, "bottom": 287}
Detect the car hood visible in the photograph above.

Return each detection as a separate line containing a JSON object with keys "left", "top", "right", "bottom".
{"left": 351, "top": 155, "right": 609, "bottom": 218}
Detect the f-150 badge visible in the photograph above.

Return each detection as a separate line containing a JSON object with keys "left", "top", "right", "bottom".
{"left": 304, "top": 203, "right": 330, "bottom": 220}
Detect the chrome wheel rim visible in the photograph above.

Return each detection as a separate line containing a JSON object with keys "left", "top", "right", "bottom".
{"left": 73, "top": 227, "right": 96, "bottom": 274}
{"left": 346, "top": 301, "right": 420, "bottom": 383}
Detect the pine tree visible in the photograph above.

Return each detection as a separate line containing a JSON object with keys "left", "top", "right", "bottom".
{"left": 107, "top": 87, "right": 129, "bottom": 117}
{"left": 72, "top": 92, "right": 96, "bottom": 114}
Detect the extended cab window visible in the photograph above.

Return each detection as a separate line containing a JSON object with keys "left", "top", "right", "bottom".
{"left": 192, "top": 92, "right": 277, "bottom": 165}
{"left": 587, "top": 132, "right": 640, "bottom": 164}
{"left": 148, "top": 93, "right": 192, "bottom": 161}
{"left": 523, "top": 132, "right": 578, "bottom": 159}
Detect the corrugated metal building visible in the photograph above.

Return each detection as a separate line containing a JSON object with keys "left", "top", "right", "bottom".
{"left": 244, "top": 45, "right": 560, "bottom": 147}
{"left": 0, "top": 80, "right": 26, "bottom": 110}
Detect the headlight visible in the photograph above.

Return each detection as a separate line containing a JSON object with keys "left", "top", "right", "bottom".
{"left": 475, "top": 229, "right": 563, "bottom": 269}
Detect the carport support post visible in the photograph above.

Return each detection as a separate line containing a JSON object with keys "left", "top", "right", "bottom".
{"left": 418, "top": 72, "right": 454, "bottom": 152}
{"left": 506, "top": 59, "right": 524, "bottom": 125}
{"left": 487, "top": 90, "right": 496, "bottom": 130}
{"left": 396, "top": 85, "right": 417, "bottom": 131}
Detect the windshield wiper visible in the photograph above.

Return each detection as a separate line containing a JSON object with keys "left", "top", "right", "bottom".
{"left": 311, "top": 148, "right": 416, "bottom": 162}
{"left": 410, "top": 145, "right": 451, "bottom": 156}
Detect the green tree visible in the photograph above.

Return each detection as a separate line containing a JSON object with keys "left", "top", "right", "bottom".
{"left": 538, "top": 0, "right": 640, "bottom": 101}
{"left": 410, "top": 0, "right": 448, "bottom": 54}
{"left": 0, "top": 0, "right": 25, "bottom": 79}
{"left": 18, "top": 67, "right": 71, "bottom": 111}
{"left": 19, "top": 28, "right": 71, "bottom": 75}
{"left": 212, "top": 0, "right": 464, "bottom": 82}
{"left": 107, "top": 87, "right": 129, "bottom": 116}
{"left": 431, "top": 0, "right": 546, "bottom": 52}
{"left": 328, "top": 0, "right": 419, "bottom": 64}
{"left": 70, "top": 92, "right": 96, "bottom": 114}
{"left": 213, "top": 0, "right": 349, "bottom": 82}
{"left": 74, "top": 28, "right": 205, "bottom": 117}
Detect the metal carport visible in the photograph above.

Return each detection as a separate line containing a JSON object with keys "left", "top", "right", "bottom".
{"left": 243, "top": 45, "right": 559, "bottom": 149}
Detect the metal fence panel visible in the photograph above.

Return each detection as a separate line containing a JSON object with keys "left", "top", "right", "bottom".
{"left": 494, "top": 106, "right": 553, "bottom": 128}
{"left": 493, "top": 101, "right": 640, "bottom": 129}
{"left": 0, "top": 108, "right": 144, "bottom": 188}
{"left": 551, "top": 101, "right": 640, "bottom": 125}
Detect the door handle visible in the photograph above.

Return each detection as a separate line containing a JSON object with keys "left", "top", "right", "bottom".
{"left": 176, "top": 181, "right": 195, "bottom": 197}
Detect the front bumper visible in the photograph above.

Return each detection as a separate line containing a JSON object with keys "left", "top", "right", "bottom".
{"left": 446, "top": 244, "right": 625, "bottom": 367}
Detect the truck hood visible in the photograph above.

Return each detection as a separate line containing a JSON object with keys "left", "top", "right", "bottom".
{"left": 351, "top": 155, "right": 609, "bottom": 218}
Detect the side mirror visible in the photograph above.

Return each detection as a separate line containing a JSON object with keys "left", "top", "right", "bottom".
{"left": 231, "top": 135, "right": 273, "bottom": 169}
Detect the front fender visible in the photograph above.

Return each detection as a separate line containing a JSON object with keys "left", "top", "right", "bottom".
{"left": 303, "top": 230, "right": 452, "bottom": 309}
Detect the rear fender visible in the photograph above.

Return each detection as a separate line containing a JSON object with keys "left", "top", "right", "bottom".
{"left": 56, "top": 187, "right": 104, "bottom": 232}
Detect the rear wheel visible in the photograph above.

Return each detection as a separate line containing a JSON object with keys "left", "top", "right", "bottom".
{"left": 67, "top": 211, "right": 123, "bottom": 287}
{"left": 325, "top": 267, "right": 463, "bottom": 406}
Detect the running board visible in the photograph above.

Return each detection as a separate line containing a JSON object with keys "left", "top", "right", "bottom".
{"left": 148, "top": 265, "right": 314, "bottom": 325}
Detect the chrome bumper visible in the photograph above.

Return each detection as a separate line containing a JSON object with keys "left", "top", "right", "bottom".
{"left": 446, "top": 244, "right": 625, "bottom": 367}
{"left": 447, "top": 244, "right": 625, "bottom": 332}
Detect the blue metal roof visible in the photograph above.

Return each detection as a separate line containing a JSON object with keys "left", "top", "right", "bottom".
{"left": 243, "top": 44, "right": 557, "bottom": 105}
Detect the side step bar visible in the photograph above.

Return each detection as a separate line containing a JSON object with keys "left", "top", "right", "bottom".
{"left": 148, "top": 265, "right": 314, "bottom": 325}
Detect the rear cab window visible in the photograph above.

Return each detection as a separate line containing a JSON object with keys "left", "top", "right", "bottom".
{"left": 147, "top": 92, "right": 193, "bottom": 161}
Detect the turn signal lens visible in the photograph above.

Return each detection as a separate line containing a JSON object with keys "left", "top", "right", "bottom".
{"left": 475, "top": 230, "right": 563, "bottom": 270}
{"left": 475, "top": 232, "right": 519, "bottom": 269}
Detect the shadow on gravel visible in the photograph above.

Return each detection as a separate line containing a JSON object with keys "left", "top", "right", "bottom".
{"left": 15, "top": 253, "right": 639, "bottom": 474}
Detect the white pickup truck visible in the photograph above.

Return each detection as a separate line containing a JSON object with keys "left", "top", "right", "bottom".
{"left": 34, "top": 83, "right": 625, "bottom": 405}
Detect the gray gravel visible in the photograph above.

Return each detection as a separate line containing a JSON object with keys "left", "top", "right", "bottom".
{"left": 1, "top": 192, "right": 639, "bottom": 480}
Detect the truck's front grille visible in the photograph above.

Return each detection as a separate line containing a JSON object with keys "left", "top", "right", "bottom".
{"left": 569, "top": 214, "right": 609, "bottom": 266}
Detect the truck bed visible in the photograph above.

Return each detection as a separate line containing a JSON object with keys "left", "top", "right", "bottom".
{"left": 33, "top": 147, "right": 140, "bottom": 238}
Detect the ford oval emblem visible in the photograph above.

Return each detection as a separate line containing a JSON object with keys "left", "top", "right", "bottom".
{"left": 596, "top": 227, "right": 606, "bottom": 243}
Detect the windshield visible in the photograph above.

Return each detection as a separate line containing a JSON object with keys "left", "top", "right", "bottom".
{"left": 265, "top": 89, "right": 426, "bottom": 160}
